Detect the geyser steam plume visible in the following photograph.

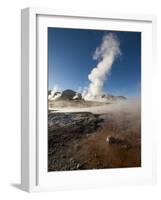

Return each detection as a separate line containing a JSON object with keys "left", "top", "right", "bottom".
{"left": 84, "top": 33, "right": 121, "bottom": 101}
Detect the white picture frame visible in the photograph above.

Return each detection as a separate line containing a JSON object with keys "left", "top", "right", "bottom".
{"left": 21, "top": 7, "right": 157, "bottom": 192}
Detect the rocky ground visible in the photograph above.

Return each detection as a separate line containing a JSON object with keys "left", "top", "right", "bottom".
{"left": 48, "top": 112, "right": 104, "bottom": 171}
{"left": 48, "top": 104, "right": 141, "bottom": 171}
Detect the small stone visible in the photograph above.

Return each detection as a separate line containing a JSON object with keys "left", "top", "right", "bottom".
{"left": 106, "top": 136, "right": 124, "bottom": 144}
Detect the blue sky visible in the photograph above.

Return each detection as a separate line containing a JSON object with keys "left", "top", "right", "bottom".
{"left": 48, "top": 28, "right": 141, "bottom": 97}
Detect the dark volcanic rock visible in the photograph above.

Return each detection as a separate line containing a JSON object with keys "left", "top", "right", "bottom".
{"left": 106, "top": 136, "right": 125, "bottom": 144}
{"left": 48, "top": 112, "right": 103, "bottom": 138}
{"left": 106, "top": 94, "right": 127, "bottom": 101}
{"left": 48, "top": 112, "right": 104, "bottom": 171}
{"left": 60, "top": 89, "right": 82, "bottom": 100}
{"left": 117, "top": 96, "right": 127, "bottom": 100}
{"left": 106, "top": 136, "right": 131, "bottom": 149}
{"left": 61, "top": 89, "right": 76, "bottom": 100}
{"left": 48, "top": 90, "right": 51, "bottom": 95}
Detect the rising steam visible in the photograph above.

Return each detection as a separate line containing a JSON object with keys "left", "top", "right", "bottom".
{"left": 83, "top": 33, "right": 121, "bottom": 101}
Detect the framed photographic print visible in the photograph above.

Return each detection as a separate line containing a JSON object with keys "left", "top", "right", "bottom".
{"left": 21, "top": 8, "right": 156, "bottom": 192}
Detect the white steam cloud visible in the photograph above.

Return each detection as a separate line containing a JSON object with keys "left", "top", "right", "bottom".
{"left": 48, "top": 85, "right": 62, "bottom": 100}
{"left": 83, "top": 33, "right": 121, "bottom": 101}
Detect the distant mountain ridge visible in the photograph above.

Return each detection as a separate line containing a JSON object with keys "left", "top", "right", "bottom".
{"left": 48, "top": 89, "right": 126, "bottom": 102}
